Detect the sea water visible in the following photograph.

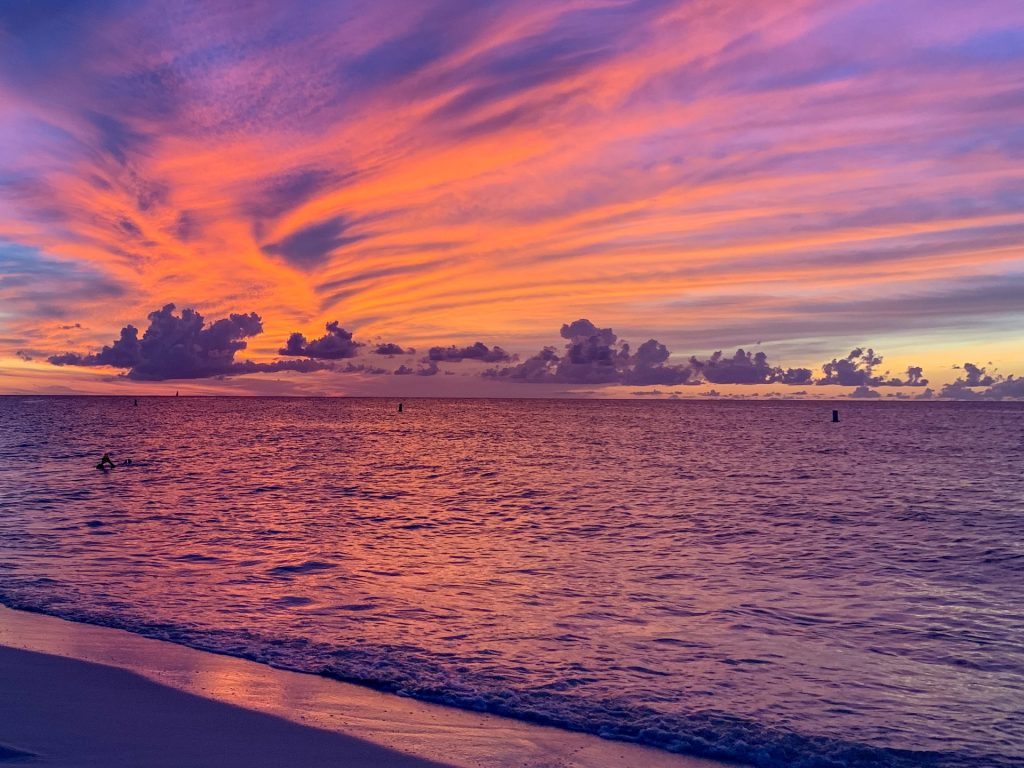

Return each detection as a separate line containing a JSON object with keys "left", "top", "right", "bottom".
{"left": 0, "top": 397, "right": 1021, "bottom": 767}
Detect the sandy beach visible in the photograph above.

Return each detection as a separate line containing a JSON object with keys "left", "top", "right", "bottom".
{"left": 0, "top": 605, "right": 722, "bottom": 768}
{"left": 0, "top": 644, "right": 448, "bottom": 768}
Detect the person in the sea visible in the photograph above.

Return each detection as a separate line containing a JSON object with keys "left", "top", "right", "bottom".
{"left": 96, "top": 453, "right": 116, "bottom": 470}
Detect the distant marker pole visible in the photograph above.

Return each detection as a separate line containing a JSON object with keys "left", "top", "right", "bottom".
{"left": 832, "top": 409, "right": 840, "bottom": 423}
{"left": 398, "top": 402, "right": 404, "bottom": 413}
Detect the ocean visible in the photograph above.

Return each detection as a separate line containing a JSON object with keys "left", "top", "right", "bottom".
{"left": 0, "top": 396, "right": 1021, "bottom": 767}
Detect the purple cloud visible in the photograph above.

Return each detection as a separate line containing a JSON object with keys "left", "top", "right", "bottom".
{"left": 819, "top": 348, "right": 884, "bottom": 386}
{"left": 49, "top": 324, "right": 142, "bottom": 368}
{"left": 261, "top": 217, "right": 364, "bottom": 270}
{"left": 279, "top": 321, "right": 362, "bottom": 359}
{"left": 485, "top": 320, "right": 936, "bottom": 391}
{"left": 374, "top": 342, "right": 413, "bottom": 356}
{"left": 49, "top": 304, "right": 330, "bottom": 380}
{"left": 395, "top": 360, "right": 438, "bottom": 376}
{"left": 848, "top": 385, "right": 882, "bottom": 399}
{"left": 486, "top": 319, "right": 690, "bottom": 385}
{"left": 427, "top": 341, "right": 514, "bottom": 363}
{"left": 341, "top": 362, "right": 388, "bottom": 375}
{"left": 939, "top": 362, "right": 1022, "bottom": 399}
{"left": 955, "top": 362, "right": 995, "bottom": 386}
{"left": 485, "top": 346, "right": 560, "bottom": 382}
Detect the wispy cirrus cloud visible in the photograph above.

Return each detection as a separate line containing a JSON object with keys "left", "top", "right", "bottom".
{"left": 1, "top": 0, "right": 1023, "bottom": 393}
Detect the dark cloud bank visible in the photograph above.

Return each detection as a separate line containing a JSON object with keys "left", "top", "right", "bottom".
{"left": 481, "top": 319, "right": 932, "bottom": 391}
{"left": 427, "top": 341, "right": 514, "bottom": 363}
{"left": 280, "top": 321, "right": 362, "bottom": 359}
{"left": 939, "top": 363, "right": 1024, "bottom": 400}
{"left": 49, "top": 304, "right": 330, "bottom": 380}
{"left": 46, "top": 308, "right": 1021, "bottom": 398}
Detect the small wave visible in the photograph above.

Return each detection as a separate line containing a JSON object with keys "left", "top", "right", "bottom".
{"left": 270, "top": 596, "right": 314, "bottom": 607}
{"left": 267, "top": 560, "right": 336, "bottom": 576}
{"left": 0, "top": 593, "right": 1011, "bottom": 768}
{"left": 173, "top": 553, "right": 222, "bottom": 563}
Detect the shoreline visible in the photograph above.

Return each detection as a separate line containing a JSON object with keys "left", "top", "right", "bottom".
{"left": 0, "top": 604, "right": 725, "bottom": 768}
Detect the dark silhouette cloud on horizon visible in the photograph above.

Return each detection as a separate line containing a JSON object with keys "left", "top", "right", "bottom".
{"left": 49, "top": 304, "right": 331, "bottom": 380}
{"left": 395, "top": 360, "right": 439, "bottom": 376}
{"left": 427, "top": 341, "right": 514, "bottom": 363}
{"left": 848, "top": 385, "right": 882, "bottom": 398}
{"left": 954, "top": 362, "right": 995, "bottom": 387}
{"left": 487, "top": 319, "right": 826, "bottom": 388}
{"left": 41, "top": 307, "right": 1023, "bottom": 397}
{"left": 817, "top": 348, "right": 928, "bottom": 387}
{"left": 279, "top": 321, "right": 362, "bottom": 359}
{"left": 480, "top": 318, "right": 958, "bottom": 393}
{"left": 688, "top": 349, "right": 814, "bottom": 386}
{"left": 341, "top": 361, "right": 388, "bottom": 375}
{"left": 374, "top": 342, "right": 413, "bottom": 356}
{"left": 486, "top": 319, "right": 639, "bottom": 384}
{"left": 818, "top": 348, "right": 884, "bottom": 386}
{"left": 939, "top": 362, "right": 1023, "bottom": 400}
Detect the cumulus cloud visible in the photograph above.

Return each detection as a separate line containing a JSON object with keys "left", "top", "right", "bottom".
{"left": 279, "top": 321, "right": 362, "bottom": 359}
{"left": 817, "top": 348, "right": 928, "bottom": 387}
{"left": 848, "top": 385, "right": 882, "bottom": 398}
{"left": 395, "top": 360, "right": 438, "bottom": 376}
{"left": 688, "top": 348, "right": 812, "bottom": 385}
{"left": 427, "top": 341, "right": 513, "bottom": 363}
{"left": 555, "top": 319, "right": 632, "bottom": 383}
{"left": 340, "top": 362, "right": 388, "bottom": 375}
{"left": 485, "top": 346, "right": 560, "bottom": 382}
{"left": 485, "top": 320, "right": 637, "bottom": 383}
{"left": 49, "top": 324, "right": 143, "bottom": 368}
{"left": 955, "top": 362, "right": 995, "bottom": 387}
{"left": 819, "top": 348, "right": 884, "bottom": 386}
{"left": 939, "top": 363, "right": 1023, "bottom": 400}
{"left": 904, "top": 366, "right": 928, "bottom": 386}
{"left": 627, "top": 339, "right": 692, "bottom": 385}
{"left": 487, "top": 319, "right": 813, "bottom": 387}
{"left": 983, "top": 377, "right": 1024, "bottom": 399}
{"left": 48, "top": 304, "right": 331, "bottom": 380}
{"left": 374, "top": 342, "right": 412, "bottom": 356}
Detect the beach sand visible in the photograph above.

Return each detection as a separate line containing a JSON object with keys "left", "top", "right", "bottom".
{"left": 0, "top": 644, "right": 448, "bottom": 768}
{"left": 0, "top": 605, "right": 724, "bottom": 768}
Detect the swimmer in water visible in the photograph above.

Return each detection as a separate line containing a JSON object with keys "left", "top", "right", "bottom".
{"left": 96, "top": 453, "right": 116, "bottom": 470}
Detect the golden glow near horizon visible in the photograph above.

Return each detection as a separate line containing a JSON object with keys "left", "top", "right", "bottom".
{"left": 0, "top": 1, "right": 1022, "bottom": 396}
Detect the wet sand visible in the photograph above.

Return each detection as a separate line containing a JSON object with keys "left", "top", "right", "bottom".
{"left": 0, "top": 644, "right": 448, "bottom": 767}
{"left": 0, "top": 605, "right": 724, "bottom": 768}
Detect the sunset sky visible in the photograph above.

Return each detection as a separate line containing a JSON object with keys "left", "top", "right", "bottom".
{"left": 1, "top": 0, "right": 1022, "bottom": 397}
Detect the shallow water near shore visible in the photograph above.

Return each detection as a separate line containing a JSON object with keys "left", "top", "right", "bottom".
{"left": 1, "top": 396, "right": 1022, "bottom": 767}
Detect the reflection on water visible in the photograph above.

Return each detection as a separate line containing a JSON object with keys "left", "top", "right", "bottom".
{"left": 0, "top": 397, "right": 1022, "bottom": 767}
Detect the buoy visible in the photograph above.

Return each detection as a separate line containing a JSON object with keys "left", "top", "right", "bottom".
{"left": 398, "top": 402, "right": 404, "bottom": 413}
{"left": 832, "top": 409, "right": 840, "bottom": 423}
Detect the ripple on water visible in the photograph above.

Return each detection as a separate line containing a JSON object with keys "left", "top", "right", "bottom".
{"left": 0, "top": 397, "right": 1022, "bottom": 767}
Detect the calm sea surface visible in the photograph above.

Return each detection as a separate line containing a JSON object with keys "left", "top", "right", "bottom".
{"left": 0, "top": 397, "right": 1022, "bottom": 767}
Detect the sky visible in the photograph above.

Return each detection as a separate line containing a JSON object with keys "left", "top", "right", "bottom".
{"left": 1, "top": 0, "right": 1022, "bottom": 398}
